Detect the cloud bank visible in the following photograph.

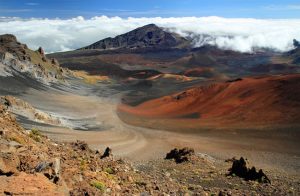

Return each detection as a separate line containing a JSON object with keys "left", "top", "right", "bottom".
{"left": 0, "top": 16, "right": 299, "bottom": 53}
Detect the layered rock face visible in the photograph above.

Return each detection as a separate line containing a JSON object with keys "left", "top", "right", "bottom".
{"left": 0, "top": 34, "right": 66, "bottom": 84}
{"left": 80, "top": 24, "right": 190, "bottom": 50}
{"left": 0, "top": 34, "right": 30, "bottom": 61}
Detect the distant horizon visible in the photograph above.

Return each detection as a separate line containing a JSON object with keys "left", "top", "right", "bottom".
{"left": 0, "top": 15, "right": 299, "bottom": 53}
{"left": 2, "top": 15, "right": 300, "bottom": 20}
{"left": 0, "top": 0, "right": 300, "bottom": 19}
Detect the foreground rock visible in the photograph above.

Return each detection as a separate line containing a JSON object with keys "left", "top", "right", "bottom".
{"left": 228, "top": 157, "right": 271, "bottom": 183}
{"left": 165, "top": 147, "right": 195, "bottom": 163}
{"left": 101, "top": 147, "right": 112, "bottom": 159}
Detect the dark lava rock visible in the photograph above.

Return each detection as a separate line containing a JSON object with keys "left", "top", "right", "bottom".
{"left": 101, "top": 147, "right": 112, "bottom": 159}
{"left": 293, "top": 39, "right": 300, "bottom": 48}
{"left": 228, "top": 157, "right": 271, "bottom": 183}
{"left": 71, "top": 140, "right": 89, "bottom": 151}
{"left": 165, "top": 147, "right": 195, "bottom": 163}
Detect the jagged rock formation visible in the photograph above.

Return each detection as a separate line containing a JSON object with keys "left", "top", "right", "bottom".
{"left": 0, "top": 34, "right": 66, "bottom": 84}
{"left": 100, "top": 147, "right": 112, "bottom": 159}
{"left": 80, "top": 24, "right": 190, "bottom": 50}
{"left": 0, "top": 34, "right": 30, "bottom": 61}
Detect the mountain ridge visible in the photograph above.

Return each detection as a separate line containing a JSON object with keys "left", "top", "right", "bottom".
{"left": 79, "top": 24, "right": 190, "bottom": 50}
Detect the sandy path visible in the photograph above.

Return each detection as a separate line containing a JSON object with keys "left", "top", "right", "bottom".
{"left": 19, "top": 87, "right": 300, "bottom": 175}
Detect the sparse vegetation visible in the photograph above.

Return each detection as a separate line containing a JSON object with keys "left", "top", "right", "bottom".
{"left": 79, "top": 159, "right": 87, "bottom": 171}
{"left": 104, "top": 167, "right": 115, "bottom": 174}
{"left": 29, "top": 128, "right": 42, "bottom": 142}
{"left": 8, "top": 134, "right": 26, "bottom": 144}
{"left": 90, "top": 180, "right": 106, "bottom": 191}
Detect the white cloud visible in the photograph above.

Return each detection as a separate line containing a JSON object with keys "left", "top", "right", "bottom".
{"left": 0, "top": 16, "right": 299, "bottom": 53}
{"left": 25, "top": 3, "right": 39, "bottom": 6}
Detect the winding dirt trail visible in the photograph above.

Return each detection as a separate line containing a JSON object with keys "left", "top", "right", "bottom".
{"left": 18, "top": 87, "right": 300, "bottom": 175}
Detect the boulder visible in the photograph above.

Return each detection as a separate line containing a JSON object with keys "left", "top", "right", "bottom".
{"left": 165, "top": 147, "right": 195, "bottom": 163}
{"left": 228, "top": 157, "right": 271, "bottom": 183}
{"left": 35, "top": 161, "right": 51, "bottom": 172}
{"left": 53, "top": 158, "right": 60, "bottom": 176}
{"left": 35, "top": 159, "right": 61, "bottom": 184}
{"left": 101, "top": 147, "right": 112, "bottom": 159}
{"left": 71, "top": 140, "right": 89, "bottom": 151}
{"left": 229, "top": 157, "right": 248, "bottom": 177}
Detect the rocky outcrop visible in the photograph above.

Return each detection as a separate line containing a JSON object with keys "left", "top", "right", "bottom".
{"left": 0, "top": 34, "right": 31, "bottom": 61}
{"left": 37, "top": 47, "right": 45, "bottom": 56}
{"left": 228, "top": 157, "right": 271, "bottom": 183}
{"left": 0, "top": 34, "right": 66, "bottom": 84}
{"left": 293, "top": 39, "right": 300, "bottom": 48}
{"left": 0, "top": 34, "right": 17, "bottom": 43}
{"left": 165, "top": 147, "right": 195, "bottom": 163}
{"left": 100, "top": 147, "right": 112, "bottom": 159}
{"left": 80, "top": 24, "right": 190, "bottom": 50}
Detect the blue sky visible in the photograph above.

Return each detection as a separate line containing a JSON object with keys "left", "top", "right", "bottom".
{"left": 0, "top": 0, "right": 300, "bottom": 19}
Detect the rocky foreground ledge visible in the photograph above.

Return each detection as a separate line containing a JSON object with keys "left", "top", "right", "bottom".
{"left": 0, "top": 99, "right": 299, "bottom": 195}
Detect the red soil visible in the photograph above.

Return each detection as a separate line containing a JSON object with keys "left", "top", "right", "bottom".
{"left": 118, "top": 74, "right": 300, "bottom": 127}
